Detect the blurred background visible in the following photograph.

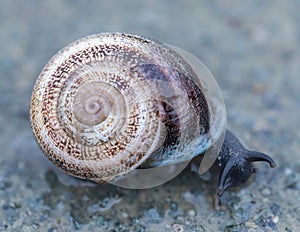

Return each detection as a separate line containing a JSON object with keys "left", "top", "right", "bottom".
{"left": 0, "top": 0, "right": 299, "bottom": 231}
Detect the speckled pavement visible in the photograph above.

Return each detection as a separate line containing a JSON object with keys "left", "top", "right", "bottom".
{"left": 0, "top": 1, "right": 299, "bottom": 231}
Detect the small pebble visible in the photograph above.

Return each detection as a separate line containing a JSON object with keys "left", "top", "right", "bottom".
{"left": 271, "top": 203, "right": 281, "bottom": 214}
{"left": 144, "top": 208, "right": 162, "bottom": 224}
{"left": 173, "top": 223, "right": 184, "bottom": 232}
{"left": 187, "top": 210, "right": 196, "bottom": 217}
{"left": 81, "top": 195, "right": 89, "bottom": 202}
{"left": 245, "top": 221, "right": 257, "bottom": 229}
{"left": 133, "top": 218, "right": 140, "bottom": 224}
{"left": 262, "top": 187, "right": 271, "bottom": 196}
{"left": 267, "top": 214, "right": 279, "bottom": 229}
{"left": 285, "top": 168, "right": 292, "bottom": 176}
{"left": 175, "top": 216, "right": 184, "bottom": 223}
{"left": 170, "top": 201, "right": 178, "bottom": 211}
{"left": 184, "top": 217, "right": 193, "bottom": 225}
{"left": 272, "top": 215, "right": 279, "bottom": 224}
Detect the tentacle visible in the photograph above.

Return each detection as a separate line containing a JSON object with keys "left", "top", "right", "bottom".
{"left": 217, "top": 160, "right": 236, "bottom": 196}
{"left": 245, "top": 151, "right": 277, "bottom": 168}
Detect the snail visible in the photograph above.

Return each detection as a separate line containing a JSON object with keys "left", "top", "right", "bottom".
{"left": 30, "top": 33, "right": 276, "bottom": 198}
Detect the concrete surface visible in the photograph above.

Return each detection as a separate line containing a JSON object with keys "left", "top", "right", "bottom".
{"left": 0, "top": 0, "right": 299, "bottom": 231}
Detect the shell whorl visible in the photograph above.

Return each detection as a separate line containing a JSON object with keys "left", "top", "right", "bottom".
{"left": 30, "top": 33, "right": 215, "bottom": 183}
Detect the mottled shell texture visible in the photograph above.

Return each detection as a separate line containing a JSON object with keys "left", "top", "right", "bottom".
{"left": 30, "top": 33, "right": 225, "bottom": 183}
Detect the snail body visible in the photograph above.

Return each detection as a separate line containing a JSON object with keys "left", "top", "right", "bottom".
{"left": 30, "top": 33, "right": 276, "bottom": 194}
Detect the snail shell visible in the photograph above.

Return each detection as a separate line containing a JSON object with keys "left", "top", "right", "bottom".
{"left": 30, "top": 33, "right": 226, "bottom": 184}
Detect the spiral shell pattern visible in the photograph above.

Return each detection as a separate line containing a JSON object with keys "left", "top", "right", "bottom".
{"left": 30, "top": 33, "right": 218, "bottom": 183}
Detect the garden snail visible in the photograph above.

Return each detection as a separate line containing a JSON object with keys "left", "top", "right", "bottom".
{"left": 30, "top": 33, "right": 276, "bottom": 196}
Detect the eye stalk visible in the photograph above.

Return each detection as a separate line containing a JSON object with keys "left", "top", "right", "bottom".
{"left": 216, "top": 130, "right": 277, "bottom": 196}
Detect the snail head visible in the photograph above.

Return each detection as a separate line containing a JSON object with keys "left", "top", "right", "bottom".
{"left": 216, "top": 130, "right": 277, "bottom": 196}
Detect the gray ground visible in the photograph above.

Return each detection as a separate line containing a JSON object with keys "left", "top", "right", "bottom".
{"left": 0, "top": 0, "right": 299, "bottom": 231}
